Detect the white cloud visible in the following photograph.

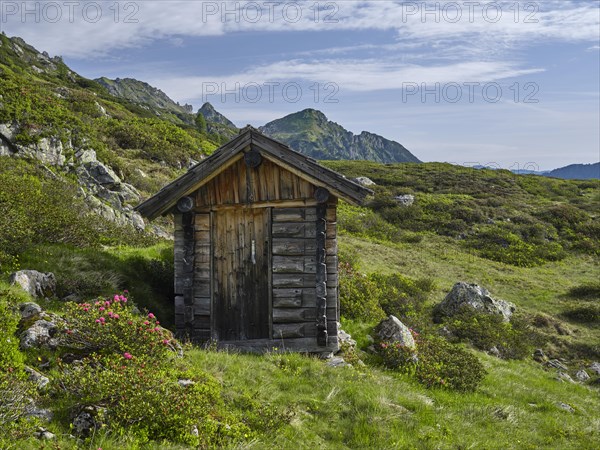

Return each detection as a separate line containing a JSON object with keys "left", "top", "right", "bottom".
{"left": 1, "top": 1, "right": 598, "bottom": 58}
{"left": 146, "top": 59, "right": 544, "bottom": 102}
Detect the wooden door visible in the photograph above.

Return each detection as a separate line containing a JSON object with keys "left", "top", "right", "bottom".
{"left": 213, "top": 208, "right": 270, "bottom": 340}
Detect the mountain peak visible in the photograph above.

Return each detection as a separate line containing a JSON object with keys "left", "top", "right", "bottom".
{"left": 199, "top": 103, "right": 236, "bottom": 128}
{"left": 259, "top": 110, "right": 420, "bottom": 163}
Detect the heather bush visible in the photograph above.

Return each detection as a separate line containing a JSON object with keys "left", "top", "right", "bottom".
{"left": 378, "top": 340, "right": 417, "bottom": 375}
{"left": 52, "top": 292, "right": 255, "bottom": 446}
{"left": 415, "top": 336, "right": 487, "bottom": 392}
{"left": 568, "top": 281, "right": 600, "bottom": 300}
{"left": 561, "top": 305, "right": 600, "bottom": 324}
{"left": 338, "top": 259, "right": 433, "bottom": 324}
{"left": 442, "top": 309, "right": 534, "bottom": 359}
{"left": 58, "top": 292, "right": 178, "bottom": 359}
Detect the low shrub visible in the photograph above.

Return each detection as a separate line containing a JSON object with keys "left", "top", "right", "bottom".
{"left": 442, "top": 309, "right": 534, "bottom": 359}
{"left": 372, "top": 273, "right": 434, "bottom": 322}
{"left": 338, "top": 262, "right": 386, "bottom": 321}
{"left": 58, "top": 292, "right": 177, "bottom": 359}
{"left": 567, "top": 282, "right": 600, "bottom": 300}
{"left": 415, "top": 336, "right": 487, "bottom": 392}
{"left": 466, "top": 225, "right": 565, "bottom": 267}
{"left": 338, "top": 259, "right": 434, "bottom": 325}
{"left": 378, "top": 340, "right": 417, "bottom": 375}
{"left": 561, "top": 305, "right": 600, "bottom": 324}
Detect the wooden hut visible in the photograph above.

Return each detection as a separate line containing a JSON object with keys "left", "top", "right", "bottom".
{"left": 136, "top": 126, "right": 371, "bottom": 353}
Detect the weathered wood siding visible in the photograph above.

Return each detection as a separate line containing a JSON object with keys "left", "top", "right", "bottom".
{"left": 195, "top": 156, "right": 315, "bottom": 207}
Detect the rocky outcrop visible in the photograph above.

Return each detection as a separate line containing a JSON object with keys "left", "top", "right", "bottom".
{"left": 434, "top": 282, "right": 516, "bottom": 322}
{"left": 374, "top": 315, "right": 416, "bottom": 350}
{"left": 1, "top": 121, "right": 148, "bottom": 232}
{"left": 0, "top": 123, "right": 66, "bottom": 165}
{"left": 71, "top": 149, "right": 145, "bottom": 231}
{"left": 10, "top": 271, "right": 57, "bottom": 298}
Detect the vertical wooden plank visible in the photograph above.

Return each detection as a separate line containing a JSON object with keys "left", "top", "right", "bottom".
{"left": 267, "top": 207, "right": 273, "bottom": 340}
{"left": 209, "top": 211, "right": 216, "bottom": 340}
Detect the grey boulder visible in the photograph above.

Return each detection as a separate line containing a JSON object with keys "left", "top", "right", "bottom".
{"left": 10, "top": 270, "right": 56, "bottom": 298}
{"left": 435, "top": 282, "right": 515, "bottom": 322}
{"left": 374, "top": 315, "right": 416, "bottom": 350}
{"left": 19, "top": 302, "right": 43, "bottom": 320}
{"left": 20, "top": 320, "right": 58, "bottom": 350}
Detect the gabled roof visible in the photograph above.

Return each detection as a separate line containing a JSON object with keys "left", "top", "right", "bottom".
{"left": 135, "top": 126, "right": 373, "bottom": 220}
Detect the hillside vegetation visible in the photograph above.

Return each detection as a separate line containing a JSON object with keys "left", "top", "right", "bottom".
{"left": 2, "top": 158, "right": 599, "bottom": 448}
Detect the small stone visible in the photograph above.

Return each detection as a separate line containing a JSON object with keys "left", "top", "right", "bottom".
{"left": 72, "top": 406, "right": 106, "bottom": 437}
{"left": 589, "top": 362, "right": 600, "bottom": 376}
{"left": 34, "top": 427, "right": 56, "bottom": 440}
{"left": 338, "top": 327, "right": 357, "bottom": 348}
{"left": 556, "top": 402, "right": 574, "bottom": 413}
{"left": 547, "top": 359, "right": 569, "bottom": 371}
{"left": 488, "top": 346, "right": 501, "bottom": 357}
{"left": 353, "top": 176, "right": 376, "bottom": 186}
{"left": 575, "top": 370, "right": 590, "bottom": 382}
{"left": 61, "top": 293, "right": 81, "bottom": 302}
{"left": 19, "top": 302, "right": 42, "bottom": 320}
{"left": 326, "top": 356, "right": 350, "bottom": 368}
{"left": 533, "top": 348, "right": 547, "bottom": 363}
{"left": 394, "top": 194, "right": 415, "bottom": 206}
{"left": 556, "top": 372, "right": 575, "bottom": 383}
{"left": 24, "top": 366, "right": 50, "bottom": 390}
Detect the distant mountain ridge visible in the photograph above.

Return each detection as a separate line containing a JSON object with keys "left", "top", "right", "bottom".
{"left": 543, "top": 163, "right": 599, "bottom": 180}
{"left": 259, "top": 109, "right": 420, "bottom": 163}
{"left": 95, "top": 77, "right": 194, "bottom": 117}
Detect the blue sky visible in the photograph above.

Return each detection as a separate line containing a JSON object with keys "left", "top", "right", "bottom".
{"left": 2, "top": 1, "right": 599, "bottom": 169}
